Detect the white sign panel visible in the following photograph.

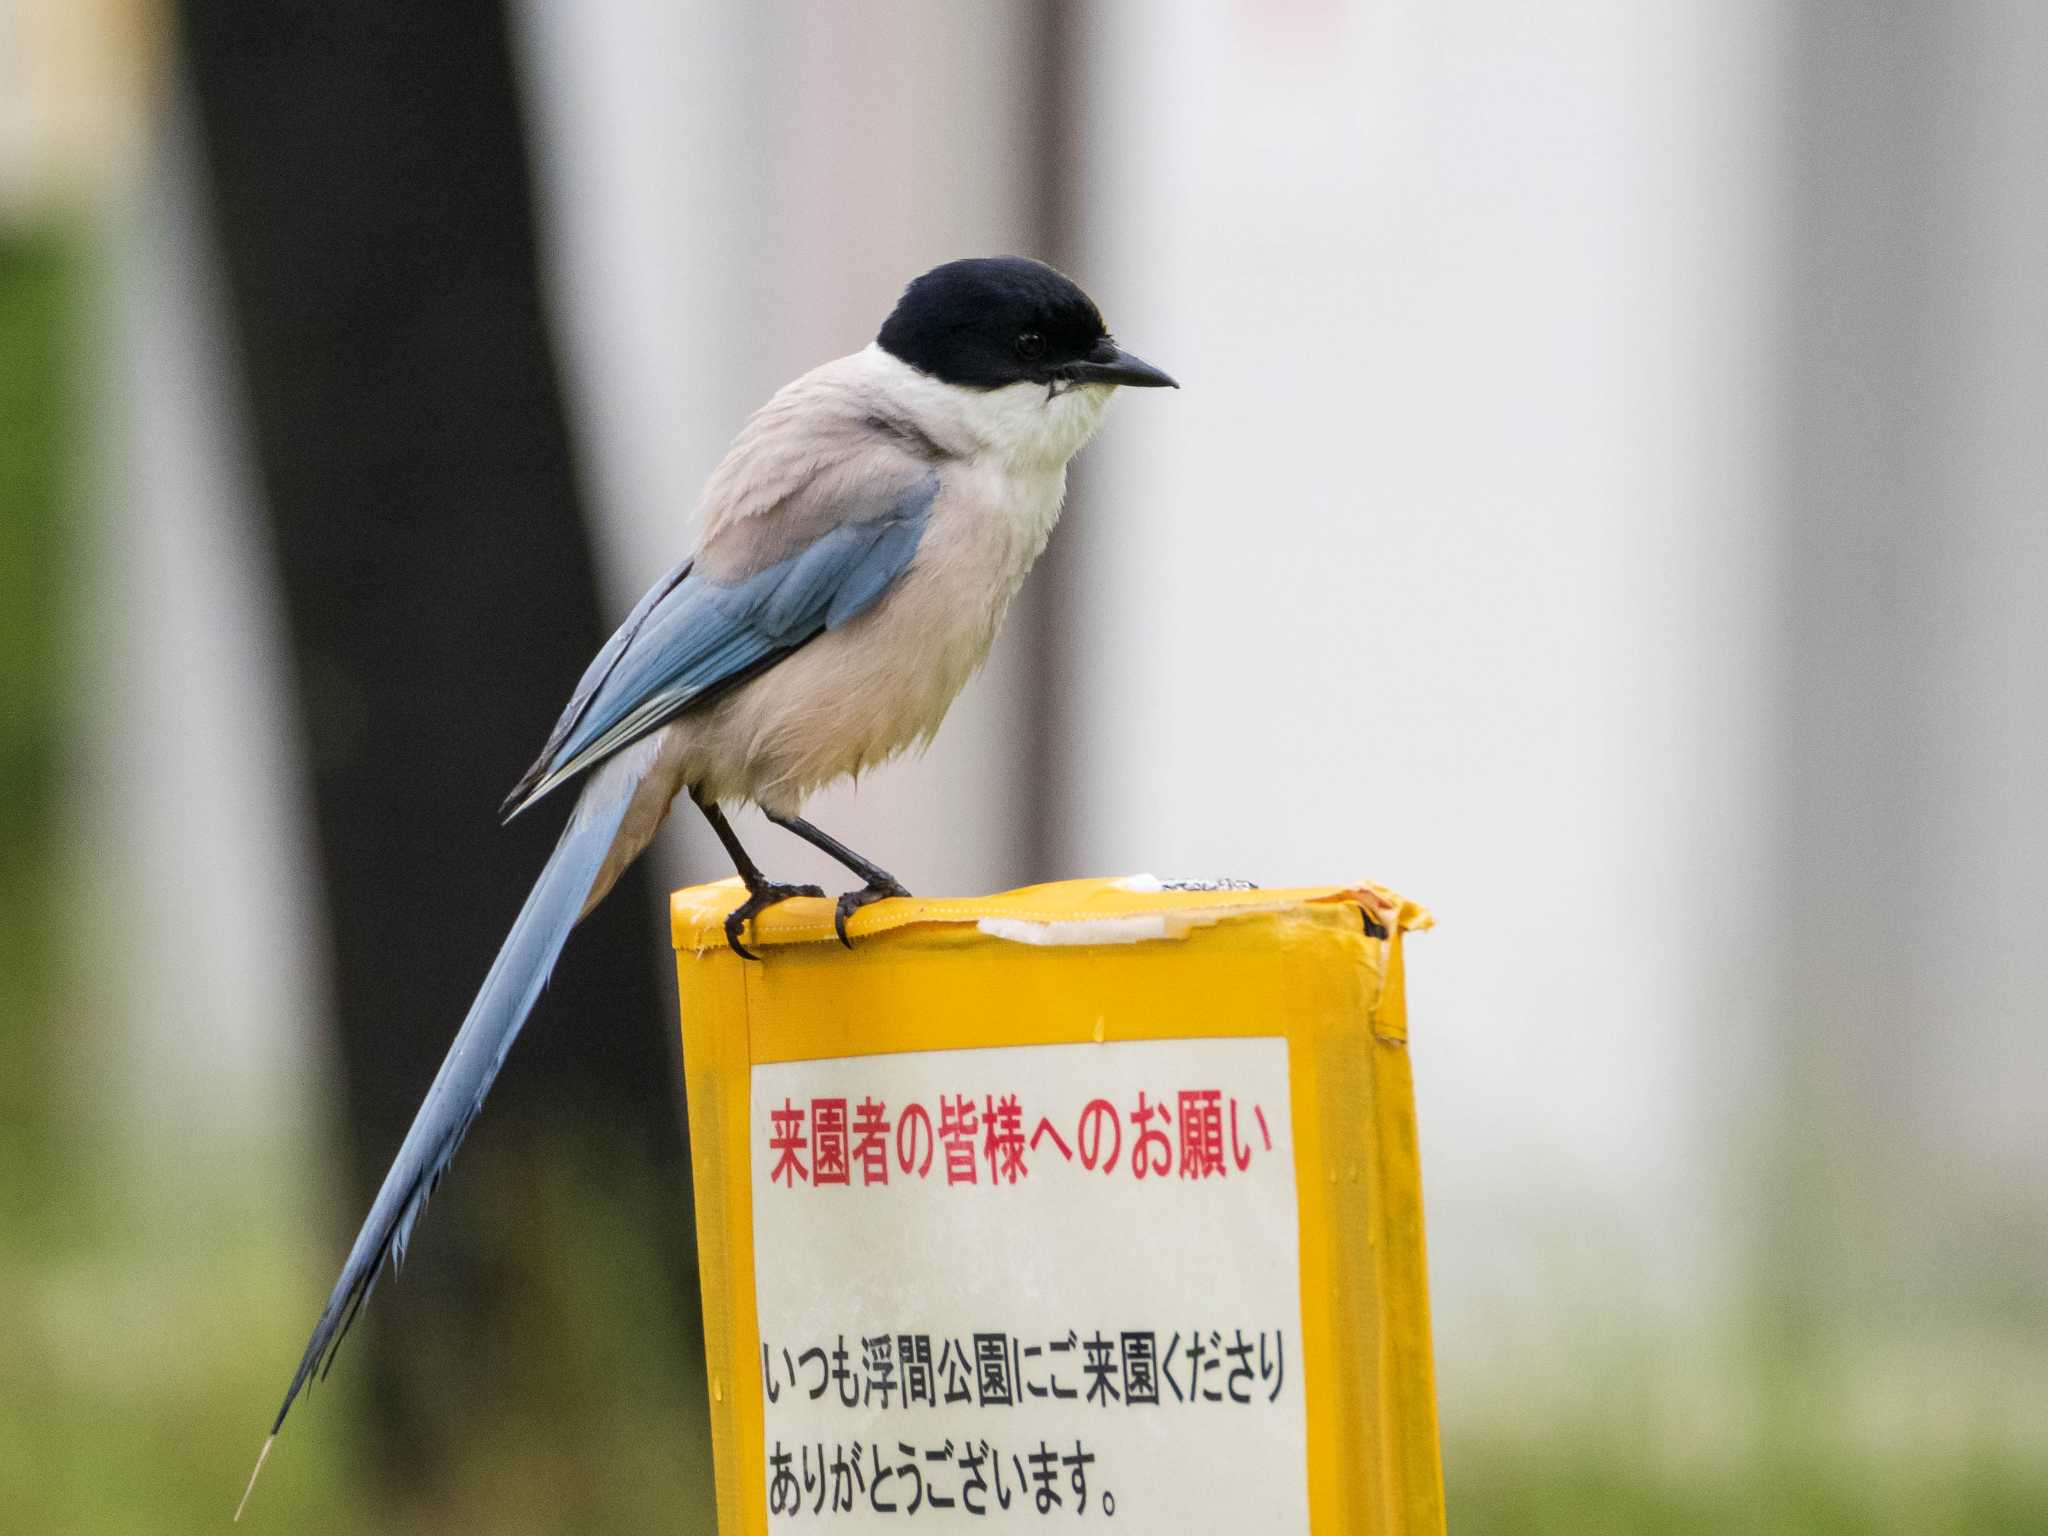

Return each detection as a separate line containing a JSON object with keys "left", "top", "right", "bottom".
{"left": 750, "top": 1037, "right": 1307, "bottom": 1531}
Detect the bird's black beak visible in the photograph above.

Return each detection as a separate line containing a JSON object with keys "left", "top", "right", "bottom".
{"left": 1065, "top": 337, "right": 1179, "bottom": 389}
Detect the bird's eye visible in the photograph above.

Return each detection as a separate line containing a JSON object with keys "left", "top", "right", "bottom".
{"left": 1015, "top": 330, "right": 1047, "bottom": 361}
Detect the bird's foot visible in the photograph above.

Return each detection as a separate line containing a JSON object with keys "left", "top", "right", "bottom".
{"left": 725, "top": 881, "right": 825, "bottom": 961}
{"left": 835, "top": 876, "right": 912, "bottom": 948}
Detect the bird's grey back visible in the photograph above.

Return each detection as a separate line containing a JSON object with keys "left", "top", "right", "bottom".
{"left": 692, "top": 357, "right": 949, "bottom": 582}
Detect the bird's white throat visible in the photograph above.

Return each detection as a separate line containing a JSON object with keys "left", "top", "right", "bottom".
{"left": 858, "top": 342, "right": 1116, "bottom": 469}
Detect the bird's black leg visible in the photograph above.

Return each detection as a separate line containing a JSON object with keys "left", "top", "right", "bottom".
{"left": 693, "top": 795, "right": 823, "bottom": 961}
{"left": 764, "top": 811, "right": 912, "bottom": 948}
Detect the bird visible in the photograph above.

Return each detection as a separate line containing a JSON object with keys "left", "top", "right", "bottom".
{"left": 237, "top": 256, "right": 1175, "bottom": 1515}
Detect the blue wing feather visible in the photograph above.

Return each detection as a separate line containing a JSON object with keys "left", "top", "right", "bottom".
{"left": 499, "top": 555, "right": 694, "bottom": 816}
{"left": 825, "top": 516, "right": 927, "bottom": 626}
{"left": 502, "top": 470, "right": 937, "bottom": 817}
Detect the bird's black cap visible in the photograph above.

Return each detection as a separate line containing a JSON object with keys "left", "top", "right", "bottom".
{"left": 878, "top": 257, "right": 1176, "bottom": 392}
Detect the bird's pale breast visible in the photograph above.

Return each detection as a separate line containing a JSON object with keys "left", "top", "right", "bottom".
{"left": 664, "top": 457, "right": 1068, "bottom": 815}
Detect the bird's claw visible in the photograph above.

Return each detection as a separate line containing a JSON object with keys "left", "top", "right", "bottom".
{"left": 724, "top": 881, "right": 825, "bottom": 960}
{"left": 835, "top": 878, "right": 911, "bottom": 948}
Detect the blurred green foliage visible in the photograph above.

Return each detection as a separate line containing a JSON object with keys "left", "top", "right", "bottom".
{"left": 0, "top": 225, "right": 367, "bottom": 1531}
{"left": 1442, "top": 1300, "right": 2048, "bottom": 1533}
{"left": 0, "top": 226, "right": 73, "bottom": 1242}
{"left": 1450, "top": 1434, "right": 2046, "bottom": 1536}
{"left": 1446, "top": 1341, "right": 2048, "bottom": 1536}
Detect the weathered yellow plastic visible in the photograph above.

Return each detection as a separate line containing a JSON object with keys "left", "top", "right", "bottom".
{"left": 673, "top": 876, "right": 1442, "bottom": 1533}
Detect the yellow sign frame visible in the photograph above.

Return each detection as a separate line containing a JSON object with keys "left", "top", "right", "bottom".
{"left": 673, "top": 876, "right": 1442, "bottom": 1533}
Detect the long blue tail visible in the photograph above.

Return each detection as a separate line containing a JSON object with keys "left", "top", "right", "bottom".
{"left": 267, "top": 771, "right": 637, "bottom": 1437}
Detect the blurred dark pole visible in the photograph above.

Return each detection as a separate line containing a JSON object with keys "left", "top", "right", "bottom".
{"left": 175, "top": 0, "right": 693, "bottom": 1500}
